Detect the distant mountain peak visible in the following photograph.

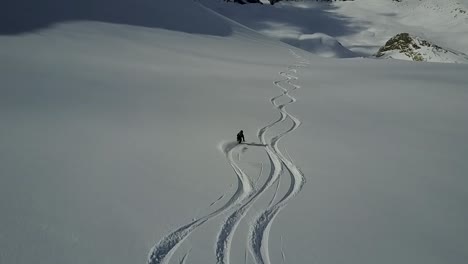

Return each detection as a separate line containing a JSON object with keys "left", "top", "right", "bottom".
{"left": 375, "top": 33, "right": 468, "bottom": 63}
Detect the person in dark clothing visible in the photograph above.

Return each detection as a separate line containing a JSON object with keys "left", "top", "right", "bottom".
{"left": 237, "top": 130, "right": 245, "bottom": 144}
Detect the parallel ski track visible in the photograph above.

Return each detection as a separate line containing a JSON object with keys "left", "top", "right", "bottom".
{"left": 249, "top": 51, "right": 309, "bottom": 264}
{"left": 147, "top": 142, "right": 254, "bottom": 264}
{"left": 214, "top": 52, "right": 309, "bottom": 264}
{"left": 148, "top": 50, "right": 309, "bottom": 264}
{"left": 215, "top": 150, "right": 282, "bottom": 264}
{"left": 178, "top": 249, "right": 191, "bottom": 264}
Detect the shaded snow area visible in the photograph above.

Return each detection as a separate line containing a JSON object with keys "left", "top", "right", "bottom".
{"left": 1, "top": 1, "right": 468, "bottom": 264}
{"left": 203, "top": 0, "right": 468, "bottom": 61}
{"left": 291, "top": 33, "right": 357, "bottom": 58}
{"left": 204, "top": 0, "right": 362, "bottom": 58}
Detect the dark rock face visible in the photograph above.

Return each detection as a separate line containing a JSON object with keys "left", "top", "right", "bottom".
{"left": 269, "top": 0, "right": 354, "bottom": 5}
{"left": 376, "top": 33, "right": 430, "bottom": 61}
{"left": 269, "top": 0, "right": 282, "bottom": 5}
{"left": 227, "top": 0, "right": 353, "bottom": 6}
{"left": 226, "top": 0, "right": 263, "bottom": 5}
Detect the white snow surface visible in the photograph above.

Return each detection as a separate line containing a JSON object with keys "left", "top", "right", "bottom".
{"left": 1, "top": 1, "right": 468, "bottom": 264}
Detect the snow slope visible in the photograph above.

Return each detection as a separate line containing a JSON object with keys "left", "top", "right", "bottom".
{"left": 204, "top": 0, "right": 362, "bottom": 58}
{"left": 1, "top": 1, "right": 468, "bottom": 264}
{"left": 205, "top": 0, "right": 468, "bottom": 60}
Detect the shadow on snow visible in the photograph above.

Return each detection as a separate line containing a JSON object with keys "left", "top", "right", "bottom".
{"left": 0, "top": 0, "right": 233, "bottom": 36}
{"left": 208, "top": 1, "right": 369, "bottom": 39}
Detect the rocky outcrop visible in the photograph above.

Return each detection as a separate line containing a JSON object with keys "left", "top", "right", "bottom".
{"left": 375, "top": 33, "right": 468, "bottom": 63}
{"left": 226, "top": 0, "right": 263, "bottom": 5}
{"left": 268, "top": 0, "right": 353, "bottom": 4}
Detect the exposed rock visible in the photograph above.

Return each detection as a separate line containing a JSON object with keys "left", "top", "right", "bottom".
{"left": 375, "top": 33, "right": 468, "bottom": 63}
{"left": 225, "top": 0, "right": 263, "bottom": 5}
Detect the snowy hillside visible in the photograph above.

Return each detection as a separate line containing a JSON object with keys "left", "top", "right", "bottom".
{"left": 1, "top": 1, "right": 468, "bottom": 264}
{"left": 207, "top": 0, "right": 468, "bottom": 61}
{"left": 333, "top": 0, "right": 468, "bottom": 57}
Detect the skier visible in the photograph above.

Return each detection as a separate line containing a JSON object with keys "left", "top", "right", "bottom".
{"left": 237, "top": 130, "right": 245, "bottom": 144}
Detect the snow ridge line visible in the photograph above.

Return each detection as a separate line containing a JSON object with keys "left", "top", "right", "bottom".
{"left": 147, "top": 142, "right": 253, "bottom": 264}
{"left": 249, "top": 50, "right": 309, "bottom": 264}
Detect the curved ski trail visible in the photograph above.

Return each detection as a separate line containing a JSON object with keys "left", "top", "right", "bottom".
{"left": 148, "top": 50, "right": 309, "bottom": 264}
{"left": 249, "top": 50, "right": 309, "bottom": 264}
{"left": 214, "top": 58, "right": 306, "bottom": 264}
{"left": 215, "top": 149, "right": 282, "bottom": 264}
{"left": 148, "top": 142, "right": 254, "bottom": 264}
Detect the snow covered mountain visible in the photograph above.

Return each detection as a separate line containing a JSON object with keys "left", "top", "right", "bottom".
{"left": 376, "top": 33, "right": 468, "bottom": 63}
{"left": 1, "top": 1, "right": 468, "bottom": 264}
{"left": 205, "top": 0, "right": 468, "bottom": 61}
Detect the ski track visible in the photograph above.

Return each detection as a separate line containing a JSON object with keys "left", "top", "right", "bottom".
{"left": 214, "top": 51, "right": 309, "bottom": 264}
{"left": 284, "top": 148, "right": 294, "bottom": 165}
{"left": 215, "top": 149, "right": 282, "bottom": 264}
{"left": 179, "top": 249, "right": 191, "bottom": 264}
{"left": 210, "top": 193, "right": 227, "bottom": 207}
{"left": 249, "top": 50, "right": 309, "bottom": 264}
{"left": 280, "top": 236, "right": 286, "bottom": 264}
{"left": 244, "top": 247, "right": 248, "bottom": 264}
{"left": 147, "top": 142, "right": 254, "bottom": 264}
{"left": 148, "top": 50, "right": 309, "bottom": 264}
{"left": 254, "top": 163, "right": 264, "bottom": 188}
{"left": 267, "top": 177, "right": 281, "bottom": 208}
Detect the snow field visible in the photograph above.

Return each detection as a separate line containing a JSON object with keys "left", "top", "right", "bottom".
{"left": 1, "top": 1, "right": 468, "bottom": 264}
